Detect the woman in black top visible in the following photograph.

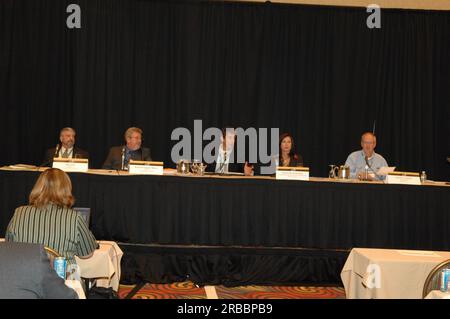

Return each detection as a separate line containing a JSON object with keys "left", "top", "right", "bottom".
{"left": 279, "top": 133, "right": 303, "bottom": 167}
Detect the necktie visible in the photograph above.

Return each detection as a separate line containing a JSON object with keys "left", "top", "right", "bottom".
{"left": 124, "top": 150, "right": 132, "bottom": 168}
{"left": 223, "top": 151, "right": 227, "bottom": 173}
{"left": 62, "top": 149, "right": 69, "bottom": 158}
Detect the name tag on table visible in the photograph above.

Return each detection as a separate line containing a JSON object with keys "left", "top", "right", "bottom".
{"left": 128, "top": 160, "right": 164, "bottom": 175}
{"left": 52, "top": 158, "right": 88, "bottom": 172}
{"left": 386, "top": 171, "right": 421, "bottom": 185}
{"left": 276, "top": 167, "right": 309, "bottom": 181}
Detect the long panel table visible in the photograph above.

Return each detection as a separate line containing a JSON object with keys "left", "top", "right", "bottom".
{"left": 1, "top": 168, "right": 449, "bottom": 285}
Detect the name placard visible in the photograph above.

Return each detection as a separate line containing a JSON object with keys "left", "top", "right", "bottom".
{"left": 276, "top": 166, "right": 309, "bottom": 181}
{"left": 386, "top": 171, "right": 421, "bottom": 185}
{"left": 52, "top": 158, "right": 88, "bottom": 172}
{"left": 128, "top": 160, "right": 164, "bottom": 175}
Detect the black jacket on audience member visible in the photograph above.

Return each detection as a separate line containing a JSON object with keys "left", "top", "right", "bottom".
{"left": 0, "top": 242, "right": 78, "bottom": 299}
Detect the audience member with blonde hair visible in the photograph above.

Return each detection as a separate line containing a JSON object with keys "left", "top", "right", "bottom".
{"left": 6, "top": 168, "right": 98, "bottom": 263}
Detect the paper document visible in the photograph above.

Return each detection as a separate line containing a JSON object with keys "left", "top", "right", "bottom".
{"left": 8, "top": 164, "right": 37, "bottom": 170}
{"left": 377, "top": 166, "right": 396, "bottom": 176}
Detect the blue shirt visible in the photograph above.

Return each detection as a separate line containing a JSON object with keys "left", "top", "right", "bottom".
{"left": 345, "top": 150, "right": 388, "bottom": 180}
{"left": 124, "top": 147, "right": 141, "bottom": 167}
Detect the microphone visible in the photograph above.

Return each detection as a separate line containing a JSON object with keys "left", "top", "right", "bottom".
{"left": 364, "top": 156, "right": 382, "bottom": 180}
{"left": 121, "top": 147, "right": 126, "bottom": 170}
{"left": 39, "top": 143, "right": 60, "bottom": 168}
{"left": 54, "top": 143, "right": 61, "bottom": 158}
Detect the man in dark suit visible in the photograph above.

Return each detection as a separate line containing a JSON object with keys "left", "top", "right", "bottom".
{"left": 206, "top": 127, "right": 253, "bottom": 175}
{"left": 42, "top": 127, "right": 89, "bottom": 166}
{"left": 102, "top": 127, "right": 152, "bottom": 170}
{"left": 0, "top": 242, "right": 78, "bottom": 299}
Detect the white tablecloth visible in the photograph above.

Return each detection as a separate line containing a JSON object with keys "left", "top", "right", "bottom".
{"left": 425, "top": 290, "right": 450, "bottom": 299}
{"left": 341, "top": 248, "right": 450, "bottom": 299}
{"left": 65, "top": 280, "right": 86, "bottom": 299}
{"left": 74, "top": 241, "right": 123, "bottom": 291}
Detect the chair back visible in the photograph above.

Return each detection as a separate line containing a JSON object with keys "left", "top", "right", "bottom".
{"left": 44, "top": 246, "right": 61, "bottom": 266}
{"left": 422, "top": 259, "right": 450, "bottom": 298}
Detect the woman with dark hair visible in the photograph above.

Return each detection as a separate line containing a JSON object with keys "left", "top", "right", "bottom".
{"left": 6, "top": 168, "right": 97, "bottom": 264}
{"left": 279, "top": 133, "right": 304, "bottom": 167}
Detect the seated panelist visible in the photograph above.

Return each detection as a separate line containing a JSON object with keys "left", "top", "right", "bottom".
{"left": 205, "top": 127, "right": 253, "bottom": 175}
{"left": 345, "top": 132, "right": 388, "bottom": 180}
{"left": 42, "top": 127, "right": 89, "bottom": 166}
{"left": 278, "top": 133, "right": 304, "bottom": 167}
{"left": 102, "top": 127, "right": 152, "bottom": 170}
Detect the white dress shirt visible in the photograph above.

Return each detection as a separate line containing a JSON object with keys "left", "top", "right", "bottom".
{"left": 58, "top": 147, "right": 74, "bottom": 159}
{"left": 215, "top": 146, "right": 231, "bottom": 173}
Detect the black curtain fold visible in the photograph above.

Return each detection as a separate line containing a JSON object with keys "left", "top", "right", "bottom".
{"left": 0, "top": 0, "right": 448, "bottom": 180}
{"left": 119, "top": 245, "right": 348, "bottom": 286}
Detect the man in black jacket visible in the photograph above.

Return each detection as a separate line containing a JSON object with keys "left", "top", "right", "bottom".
{"left": 42, "top": 127, "right": 89, "bottom": 166}
{"left": 206, "top": 127, "right": 253, "bottom": 175}
{"left": 0, "top": 242, "right": 78, "bottom": 299}
{"left": 102, "top": 127, "right": 152, "bottom": 170}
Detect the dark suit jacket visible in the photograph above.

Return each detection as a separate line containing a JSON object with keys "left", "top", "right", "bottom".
{"left": 0, "top": 242, "right": 78, "bottom": 299}
{"left": 284, "top": 154, "right": 304, "bottom": 167}
{"left": 42, "top": 146, "right": 89, "bottom": 167}
{"left": 206, "top": 161, "right": 244, "bottom": 174}
{"left": 205, "top": 147, "right": 244, "bottom": 174}
{"left": 102, "top": 146, "right": 152, "bottom": 170}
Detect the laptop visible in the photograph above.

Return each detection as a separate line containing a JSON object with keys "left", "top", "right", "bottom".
{"left": 73, "top": 207, "right": 91, "bottom": 228}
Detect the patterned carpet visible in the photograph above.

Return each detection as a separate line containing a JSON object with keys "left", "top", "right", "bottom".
{"left": 117, "top": 282, "right": 345, "bottom": 299}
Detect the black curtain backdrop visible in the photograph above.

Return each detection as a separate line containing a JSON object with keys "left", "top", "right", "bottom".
{"left": 0, "top": 0, "right": 449, "bottom": 179}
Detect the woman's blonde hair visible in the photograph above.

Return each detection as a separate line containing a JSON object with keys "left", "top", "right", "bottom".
{"left": 29, "top": 168, "right": 75, "bottom": 208}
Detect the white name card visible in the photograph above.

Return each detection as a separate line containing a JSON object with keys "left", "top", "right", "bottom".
{"left": 52, "top": 158, "right": 88, "bottom": 172}
{"left": 276, "top": 167, "right": 309, "bottom": 181}
{"left": 386, "top": 172, "right": 421, "bottom": 185}
{"left": 128, "top": 160, "right": 164, "bottom": 175}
